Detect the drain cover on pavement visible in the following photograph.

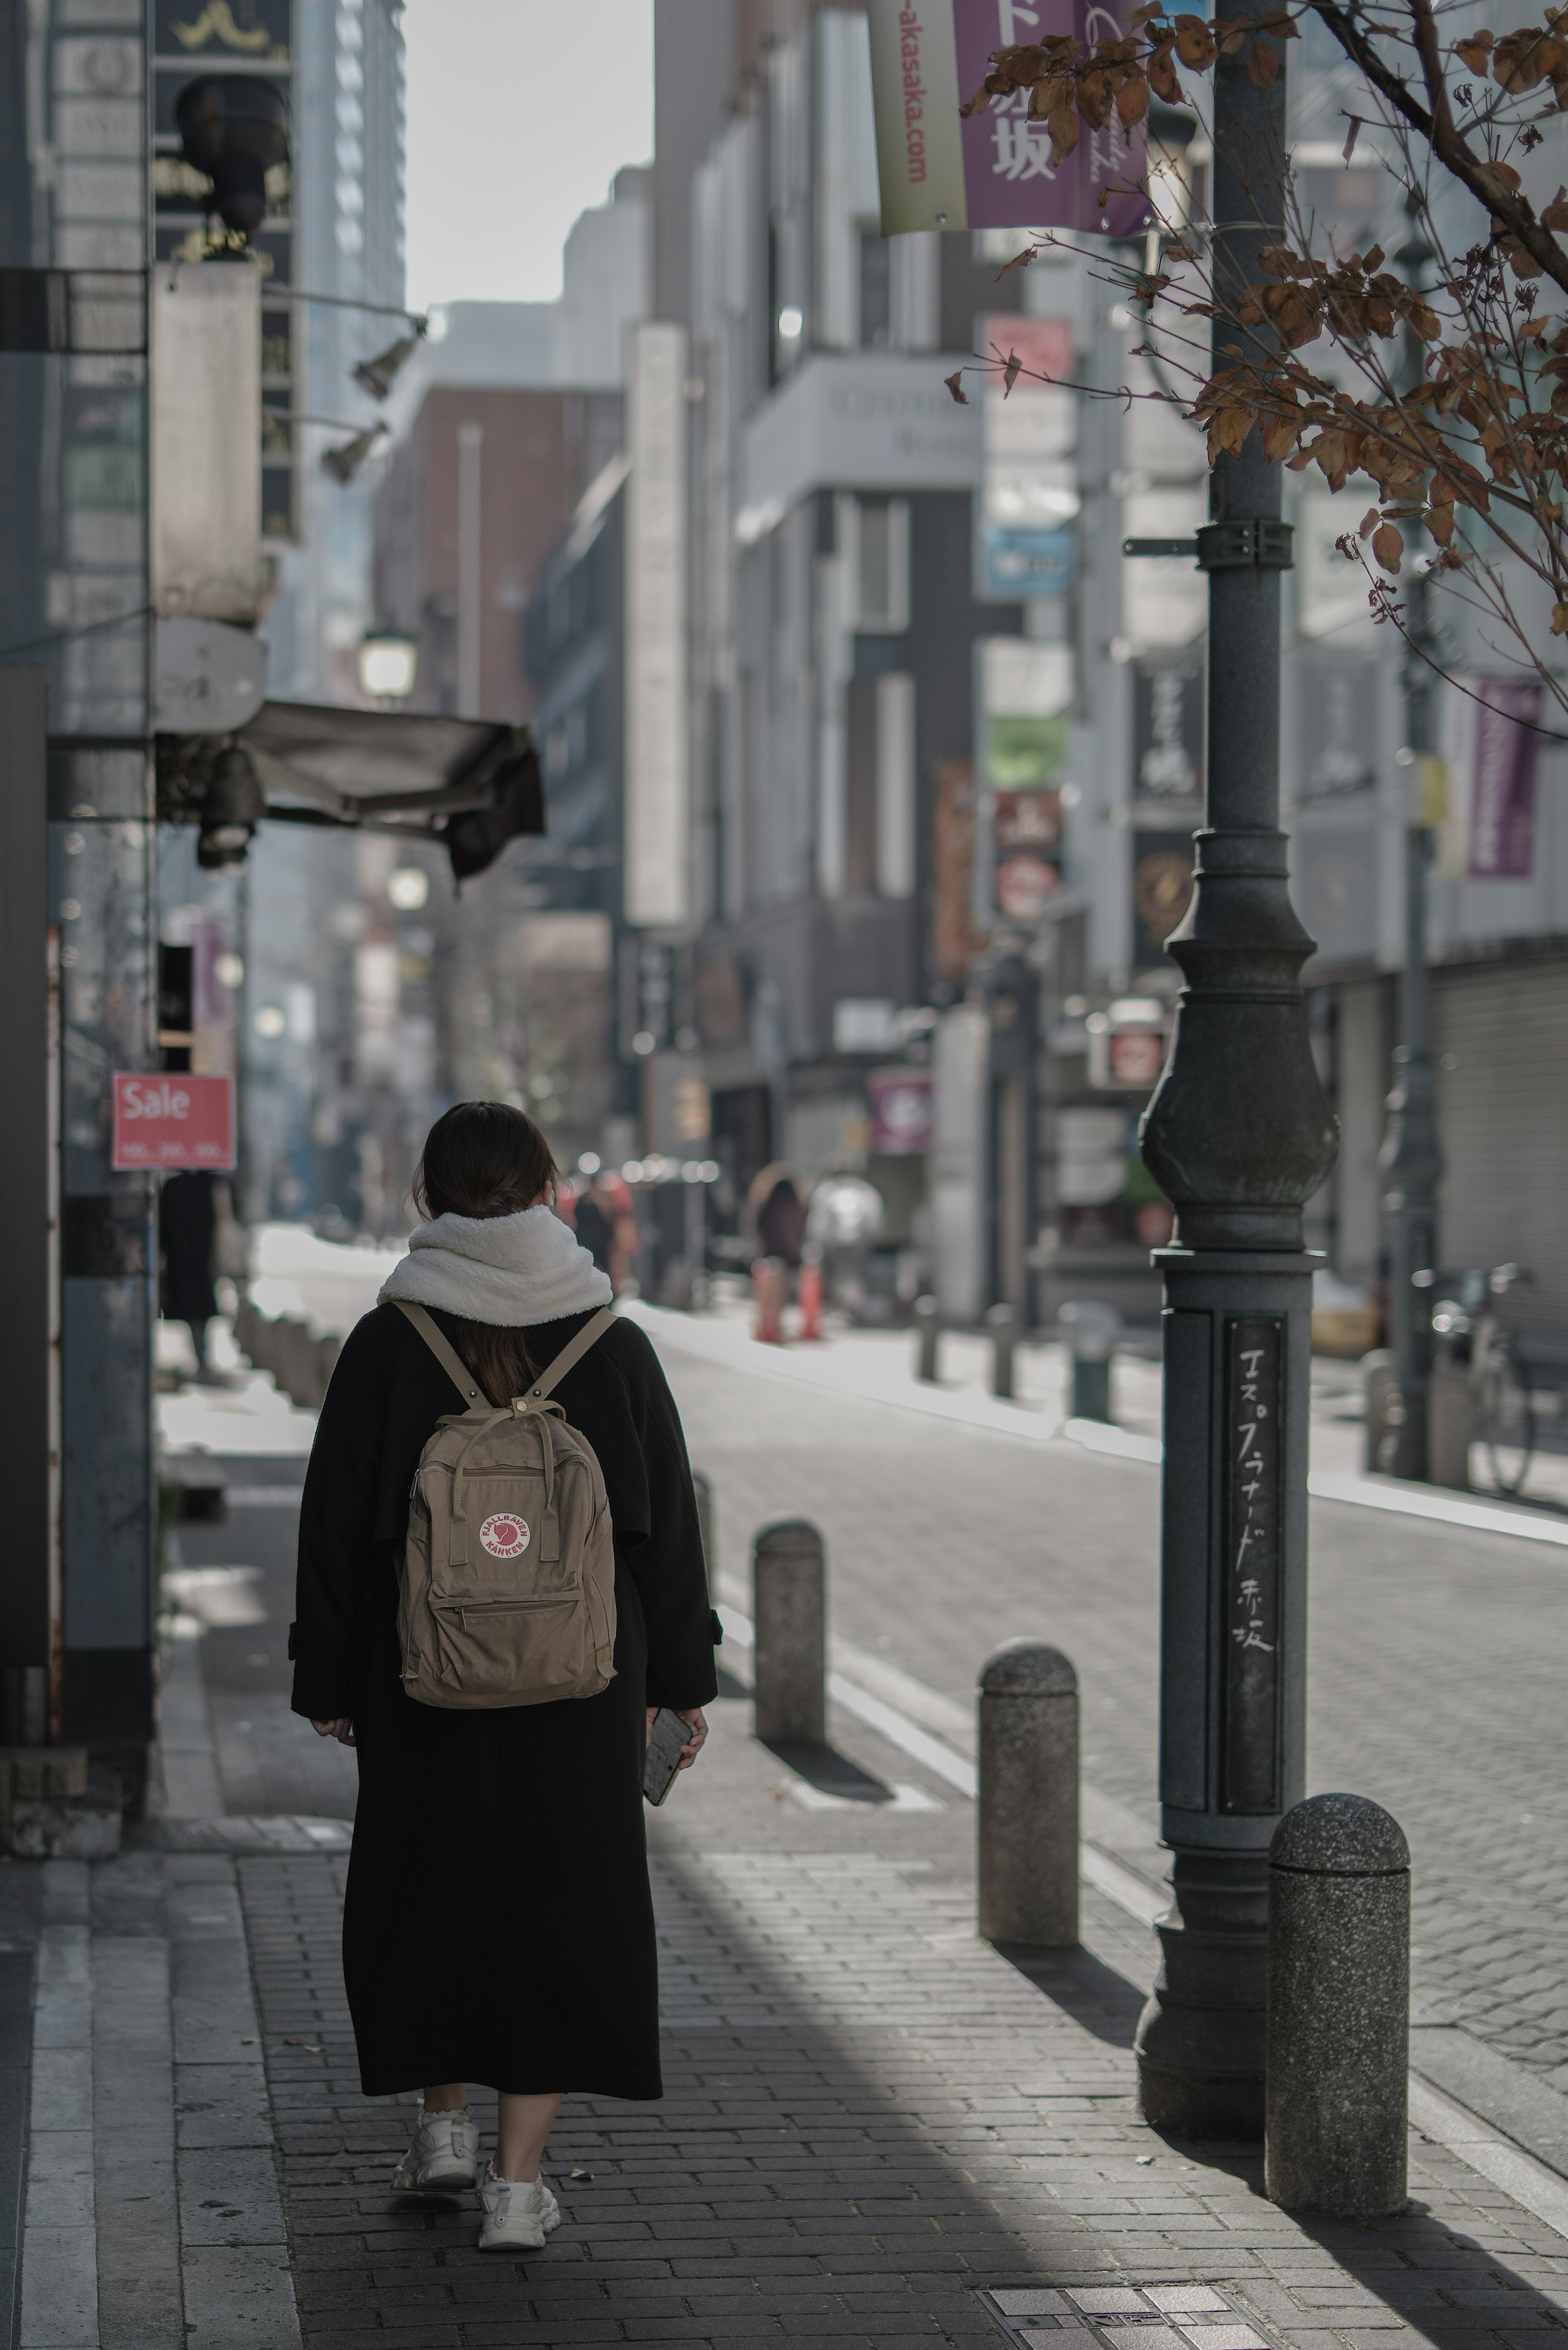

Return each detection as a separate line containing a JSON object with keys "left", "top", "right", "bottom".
{"left": 977, "top": 2283, "right": 1274, "bottom": 2350}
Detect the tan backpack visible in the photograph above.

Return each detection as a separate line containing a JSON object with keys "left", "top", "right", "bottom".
{"left": 393, "top": 1300, "right": 618, "bottom": 1710}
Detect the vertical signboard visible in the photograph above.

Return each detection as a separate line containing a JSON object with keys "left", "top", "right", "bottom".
{"left": 979, "top": 316, "right": 1076, "bottom": 600}
{"left": 1131, "top": 830, "right": 1195, "bottom": 966}
{"left": 1469, "top": 679, "right": 1540, "bottom": 879}
{"left": 151, "top": 262, "right": 263, "bottom": 622}
{"left": 868, "top": 0, "right": 1153, "bottom": 236}
{"left": 1222, "top": 1318, "right": 1283, "bottom": 1814}
{"left": 933, "top": 1002, "right": 989, "bottom": 1322}
{"left": 1133, "top": 661, "right": 1203, "bottom": 804}
{"left": 624, "top": 322, "right": 690, "bottom": 930}
{"left": 981, "top": 636, "right": 1072, "bottom": 921}
{"left": 153, "top": 0, "right": 296, "bottom": 541}
{"left": 1440, "top": 676, "right": 1542, "bottom": 881}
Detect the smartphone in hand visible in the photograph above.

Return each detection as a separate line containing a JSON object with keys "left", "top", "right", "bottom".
{"left": 643, "top": 1707, "right": 689, "bottom": 1807}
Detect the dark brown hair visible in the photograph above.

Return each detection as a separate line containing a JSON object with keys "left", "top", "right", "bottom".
{"left": 411, "top": 1101, "right": 559, "bottom": 1404}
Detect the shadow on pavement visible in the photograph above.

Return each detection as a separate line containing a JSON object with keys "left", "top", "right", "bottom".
{"left": 995, "top": 1940, "right": 1146, "bottom": 2049}
{"left": 760, "top": 1736, "right": 895, "bottom": 1802}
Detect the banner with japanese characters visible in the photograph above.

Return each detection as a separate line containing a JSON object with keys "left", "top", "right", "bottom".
{"left": 867, "top": 0, "right": 1153, "bottom": 238}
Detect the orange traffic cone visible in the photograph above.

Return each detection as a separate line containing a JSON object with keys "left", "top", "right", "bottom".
{"left": 752, "top": 1257, "right": 786, "bottom": 1344}
{"left": 797, "top": 1250, "right": 824, "bottom": 1342}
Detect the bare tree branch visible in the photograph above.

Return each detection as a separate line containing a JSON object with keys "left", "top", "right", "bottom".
{"left": 1305, "top": 0, "right": 1568, "bottom": 299}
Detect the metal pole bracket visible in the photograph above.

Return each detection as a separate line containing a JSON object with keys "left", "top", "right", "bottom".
{"left": 1121, "top": 523, "right": 1295, "bottom": 571}
{"left": 1197, "top": 519, "right": 1294, "bottom": 571}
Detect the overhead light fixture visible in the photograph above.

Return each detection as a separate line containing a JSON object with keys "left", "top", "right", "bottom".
{"left": 778, "top": 305, "right": 804, "bottom": 341}
{"left": 196, "top": 745, "right": 264, "bottom": 871}
{"left": 358, "top": 629, "right": 418, "bottom": 703}
{"left": 387, "top": 866, "right": 430, "bottom": 911}
{"left": 352, "top": 328, "right": 423, "bottom": 401}
{"left": 175, "top": 75, "right": 290, "bottom": 243}
{"left": 321, "top": 421, "right": 389, "bottom": 483}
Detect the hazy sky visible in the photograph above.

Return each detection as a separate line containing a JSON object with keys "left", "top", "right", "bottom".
{"left": 402, "top": 0, "right": 655, "bottom": 311}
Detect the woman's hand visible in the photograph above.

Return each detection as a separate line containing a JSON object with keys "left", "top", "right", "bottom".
{"left": 644, "top": 1706, "right": 708, "bottom": 1769}
{"left": 311, "top": 1717, "right": 356, "bottom": 1746}
{"left": 674, "top": 1708, "right": 708, "bottom": 1768}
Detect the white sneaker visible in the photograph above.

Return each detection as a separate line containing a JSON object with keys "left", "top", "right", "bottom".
{"left": 476, "top": 2162, "right": 561, "bottom": 2252}
{"left": 391, "top": 2105, "right": 481, "bottom": 2193}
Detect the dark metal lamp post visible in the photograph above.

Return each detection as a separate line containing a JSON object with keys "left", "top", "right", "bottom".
{"left": 1377, "top": 206, "right": 1445, "bottom": 1482}
{"left": 1131, "top": 1, "right": 1340, "bottom": 2136}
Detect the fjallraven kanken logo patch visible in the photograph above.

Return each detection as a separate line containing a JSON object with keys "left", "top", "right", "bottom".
{"left": 480, "top": 1512, "right": 530, "bottom": 1558}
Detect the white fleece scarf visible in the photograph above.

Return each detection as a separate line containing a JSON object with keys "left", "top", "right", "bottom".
{"left": 376, "top": 1204, "right": 612, "bottom": 1327}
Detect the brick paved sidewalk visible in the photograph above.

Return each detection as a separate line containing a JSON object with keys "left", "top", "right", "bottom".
{"left": 225, "top": 1678, "right": 1568, "bottom": 2350}
{"left": 78, "top": 1315, "right": 1568, "bottom": 2348}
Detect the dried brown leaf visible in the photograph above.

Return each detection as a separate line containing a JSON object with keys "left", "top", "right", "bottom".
{"left": 1174, "top": 13, "right": 1216, "bottom": 65}
{"left": 1118, "top": 73, "right": 1150, "bottom": 123}
{"left": 1370, "top": 521, "right": 1405, "bottom": 572}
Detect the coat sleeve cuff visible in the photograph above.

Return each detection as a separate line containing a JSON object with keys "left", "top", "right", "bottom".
{"left": 290, "top": 1669, "right": 352, "bottom": 1722}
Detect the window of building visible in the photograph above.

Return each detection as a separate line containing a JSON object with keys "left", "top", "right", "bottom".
{"left": 849, "top": 496, "right": 909, "bottom": 632}
{"left": 858, "top": 228, "right": 891, "bottom": 348}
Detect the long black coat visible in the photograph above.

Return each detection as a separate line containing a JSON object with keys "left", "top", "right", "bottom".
{"left": 289, "top": 1301, "right": 719, "bottom": 2100}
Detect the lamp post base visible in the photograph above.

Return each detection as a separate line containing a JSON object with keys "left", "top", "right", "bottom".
{"left": 1134, "top": 1846, "right": 1270, "bottom": 2139}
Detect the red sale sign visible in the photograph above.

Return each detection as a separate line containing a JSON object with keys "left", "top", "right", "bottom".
{"left": 111, "top": 1074, "right": 236, "bottom": 1171}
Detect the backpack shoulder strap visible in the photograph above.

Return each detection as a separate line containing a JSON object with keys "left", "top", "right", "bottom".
{"left": 518, "top": 1305, "right": 616, "bottom": 1411}
{"left": 392, "top": 1299, "right": 491, "bottom": 1409}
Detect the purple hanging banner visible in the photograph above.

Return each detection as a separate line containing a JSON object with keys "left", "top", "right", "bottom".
{"left": 1469, "top": 678, "right": 1540, "bottom": 881}
{"left": 868, "top": 0, "right": 1153, "bottom": 237}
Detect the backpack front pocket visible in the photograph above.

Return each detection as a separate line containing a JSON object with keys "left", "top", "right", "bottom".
{"left": 426, "top": 1590, "right": 595, "bottom": 1701}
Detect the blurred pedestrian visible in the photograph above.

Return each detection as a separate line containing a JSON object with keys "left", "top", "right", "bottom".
{"left": 572, "top": 1175, "right": 616, "bottom": 1276}
{"left": 807, "top": 1168, "right": 886, "bottom": 1319}
{"left": 290, "top": 1101, "right": 719, "bottom": 2252}
{"left": 159, "top": 1168, "right": 218, "bottom": 1381}
{"left": 756, "top": 1174, "right": 806, "bottom": 1269}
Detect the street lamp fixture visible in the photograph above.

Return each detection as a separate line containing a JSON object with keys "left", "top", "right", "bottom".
{"left": 175, "top": 76, "right": 290, "bottom": 243}
{"left": 352, "top": 330, "right": 424, "bottom": 402}
{"left": 322, "top": 422, "right": 390, "bottom": 484}
{"left": 196, "top": 745, "right": 264, "bottom": 872}
{"left": 359, "top": 631, "right": 419, "bottom": 704}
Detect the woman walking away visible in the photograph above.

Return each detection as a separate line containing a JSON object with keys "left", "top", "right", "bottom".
{"left": 289, "top": 1101, "right": 718, "bottom": 2252}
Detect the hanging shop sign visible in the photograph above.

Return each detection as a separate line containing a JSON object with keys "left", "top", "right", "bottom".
{"left": 868, "top": 1068, "right": 934, "bottom": 1155}
{"left": 983, "top": 524, "right": 1076, "bottom": 598}
{"left": 993, "top": 788, "right": 1062, "bottom": 920}
{"left": 1131, "top": 830, "right": 1196, "bottom": 965}
{"left": 1086, "top": 1002, "right": 1168, "bottom": 1090}
{"left": 867, "top": 0, "right": 1154, "bottom": 237}
{"left": 1133, "top": 660, "right": 1203, "bottom": 806}
{"left": 1295, "top": 661, "right": 1376, "bottom": 804}
{"left": 111, "top": 1072, "right": 236, "bottom": 1170}
{"left": 979, "top": 315, "right": 1078, "bottom": 602}
{"left": 1439, "top": 676, "right": 1542, "bottom": 881}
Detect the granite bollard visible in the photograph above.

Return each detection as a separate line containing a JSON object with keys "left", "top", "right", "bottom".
{"left": 985, "top": 1301, "right": 1019, "bottom": 1400}
{"left": 752, "top": 1520, "right": 826, "bottom": 1746}
{"left": 914, "top": 1295, "right": 941, "bottom": 1383}
{"left": 1266, "top": 1791, "right": 1410, "bottom": 2215}
{"left": 978, "top": 1641, "right": 1079, "bottom": 1949}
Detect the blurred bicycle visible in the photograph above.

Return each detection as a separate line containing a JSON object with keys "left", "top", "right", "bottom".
{"left": 1421, "top": 1262, "right": 1535, "bottom": 1496}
